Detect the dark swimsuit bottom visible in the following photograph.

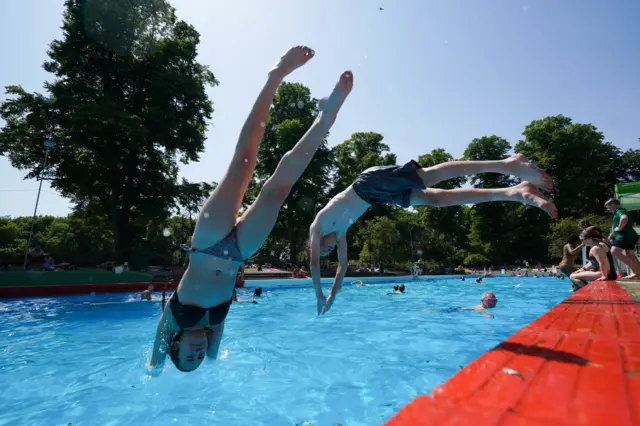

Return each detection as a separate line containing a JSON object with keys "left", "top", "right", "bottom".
{"left": 169, "top": 290, "right": 232, "bottom": 330}
{"left": 352, "top": 160, "right": 426, "bottom": 208}
{"left": 589, "top": 250, "right": 617, "bottom": 280}
{"left": 170, "top": 227, "right": 244, "bottom": 330}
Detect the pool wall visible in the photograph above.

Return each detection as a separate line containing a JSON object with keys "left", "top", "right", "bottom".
{"left": 0, "top": 274, "right": 473, "bottom": 298}
{"left": 384, "top": 279, "right": 640, "bottom": 426}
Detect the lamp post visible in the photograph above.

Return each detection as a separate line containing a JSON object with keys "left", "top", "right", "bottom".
{"left": 23, "top": 139, "right": 56, "bottom": 270}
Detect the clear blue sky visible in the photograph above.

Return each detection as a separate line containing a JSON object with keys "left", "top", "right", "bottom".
{"left": 1, "top": 0, "right": 639, "bottom": 217}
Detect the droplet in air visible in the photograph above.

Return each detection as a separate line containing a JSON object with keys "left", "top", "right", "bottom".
{"left": 297, "top": 100, "right": 304, "bottom": 108}
{"left": 223, "top": 250, "right": 229, "bottom": 256}
{"left": 417, "top": 249, "right": 424, "bottom": 256}
{"left": 260, "top": 122, "right": 266, "bottom": 128}
{"left": 271, "top": 125, "right": 276, "bottom": 131}
{"left": 289, "top": 102, "right": 296, "bottom": 108}
{"left": 162, "top": 228, "right": 171, "bottom": 237}
{"left": 349, "top": 218, "right": 354, "bottom": 224}
{"left": 203, "top": 212, "right": 210, "bottom": 218}
{"left": 114, "top": 266, "right": 123, "bottom": 274}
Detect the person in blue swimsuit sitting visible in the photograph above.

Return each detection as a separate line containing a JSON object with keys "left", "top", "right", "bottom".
{"left": 570, "top": 227, "right": 617, "bottom": 290}
{"left": 149, "top": 46, "right": 354, "bottom": 373}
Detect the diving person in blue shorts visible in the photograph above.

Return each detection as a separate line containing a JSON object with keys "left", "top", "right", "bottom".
{"left": 149, "top": 46, "right": 354, "bottom": 374}
{"left": 309, "top": 154, "right": 557, "bottom": 315}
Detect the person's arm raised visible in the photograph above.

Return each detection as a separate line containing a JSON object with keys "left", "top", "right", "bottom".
{"left": 309, "top": 223, "right": 325, "bottom": 314}
{"left": 321, "top": 234, "right": 349, "bottom": 315}
{"left": 567, "top": 243, "right": 585, "bottom": 256}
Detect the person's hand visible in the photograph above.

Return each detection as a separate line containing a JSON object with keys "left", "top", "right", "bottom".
{"left": 595, "top": 276, "right": 607, "bottom": 281}
{"left": 320, "top": 293, "right": 336, "bottom": 315}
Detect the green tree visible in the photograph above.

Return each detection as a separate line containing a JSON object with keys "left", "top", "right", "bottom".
{"left": 416, "top": 148, "right": 469, "bottom": 253}
{"left": 358, "top": 216, "right": 401, "bottom": 271}
{"left": 245, "top": 82, "right": 334, "bottom": 263}
{"left": 515, "top": 115, "right": 621, "bottom": 218}
{"left": 176, "top": 178, "right": 215, "bottom": 231}
{"left": 463, "top": 135, "right": 550, "bottom": 265}
{"left": 331, "top": 132, "right": 396, "bottom": 194}
{"left": 0, "top": 0, "right": 217, "bottom": 263}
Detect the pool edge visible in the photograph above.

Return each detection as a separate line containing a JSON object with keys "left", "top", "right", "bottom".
{"left": 383, "top": 279, "right": 640, "bottom": 426}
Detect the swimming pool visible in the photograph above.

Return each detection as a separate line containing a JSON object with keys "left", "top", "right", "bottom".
{"left": 0, "top": 276, "right": 570, "bottom": 425}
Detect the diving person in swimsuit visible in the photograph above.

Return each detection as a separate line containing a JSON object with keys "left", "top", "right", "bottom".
{"left": 309, "top": 154, "right": 557, "bottom": 315}
{"left": 149, "top": 46, "right": 354, "bottom": 373}
{"left": 570, "top": 227, "right": 617, "bottom": 290}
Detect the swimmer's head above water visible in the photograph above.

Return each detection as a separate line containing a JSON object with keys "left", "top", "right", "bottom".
{"left": 169, "top": 330, "right": 209, "bottom": 372}
{"left": 481, "top": 292, "right": 498, "bottom": 309}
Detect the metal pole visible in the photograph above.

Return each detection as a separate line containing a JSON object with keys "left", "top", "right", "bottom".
{"left": 23, "top": 147, "right": 51, "bottom": 270}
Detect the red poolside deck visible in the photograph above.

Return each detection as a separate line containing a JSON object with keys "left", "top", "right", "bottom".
{"left": 385, "top": 280, "right": 640, "bottom": 426}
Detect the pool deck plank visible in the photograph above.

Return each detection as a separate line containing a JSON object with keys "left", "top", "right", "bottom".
{"left": 384, "top": 280, "right": 640, "bottom": 426}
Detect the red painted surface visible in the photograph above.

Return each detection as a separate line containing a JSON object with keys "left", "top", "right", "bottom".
{"left": 385, "top": 280, "right": 640, "bottom": 426}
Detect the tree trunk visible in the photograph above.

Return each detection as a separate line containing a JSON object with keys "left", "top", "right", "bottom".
{"left": 111, "top": 206, "right": 133, "bottom": 265}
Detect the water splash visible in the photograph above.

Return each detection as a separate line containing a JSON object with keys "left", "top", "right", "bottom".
{"left": 162, "top": 228, "right": 171, "bottom": 237}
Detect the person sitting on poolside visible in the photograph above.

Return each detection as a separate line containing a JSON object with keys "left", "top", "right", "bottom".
{"left": 309, "top": 153, "right": 556, "bottom": 315}
{"left": 558, "top": 235, "right": 584, "bottom": 279}
{"left": 149, "top": 46, "right": 354, "bottom": 373}
{"left": 440, "top": 292, "right": 498, "bottom": 319}
{"left": 605, "top": 198, "right": 640, "bottom": 279}
{"left": 569, "top": 227, "right": 617, "bottom": 291}
{"left": 386, "top": 284, "right": 405, "bottom": 295}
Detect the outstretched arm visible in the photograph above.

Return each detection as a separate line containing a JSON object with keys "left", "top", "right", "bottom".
{"left": 567, "top": 243, "right": 585, "bottom": 256}
{"left": 206, "top": 322, "right": 225, "bottom": 359}
{"left": 149, "top": 311, "right": 175, "bottom": 373}
{"left": 309, "top": 224, "right": 325, "bottom": 314}
{"left": 321, "top": 234, "right": 349, "bottom": 315}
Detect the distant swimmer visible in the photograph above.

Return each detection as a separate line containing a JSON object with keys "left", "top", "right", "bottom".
{"left": 310, "top": 153, "right": 556, "bottom": 315}
{"left": 386, "top": 284, "right": 405, "bottom": 295}
{"left": 439, "top": 292, "right": 498, "bottom": 318}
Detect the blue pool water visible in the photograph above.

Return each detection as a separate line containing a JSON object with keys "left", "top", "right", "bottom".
{"left": 0, "top": 276, "right": 570, "bottom": 425}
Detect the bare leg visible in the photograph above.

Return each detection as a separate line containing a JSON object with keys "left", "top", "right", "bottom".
{"left": 410, "top": 181, "right": 558, "bottom": 218}
{"left": 611, "top": 247, "right": 640, "bottom": 277}
{"left": 418, "top": 154, "right": 553, "bottom": 192}
{"left": 191, "top": 46, "right": 314, "bottom": 248}
{"left": 235, "top": 71, "right": 354, "bottom": 258}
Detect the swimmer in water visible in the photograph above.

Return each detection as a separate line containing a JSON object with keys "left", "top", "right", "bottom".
{"left": 141, "top": 290, "right": 152, "bottom": 301}
{"left": 310, "top": 154, "right": 556, "bottom": 314}
{"left": 386, "top": 284, "right": 405, "bottom": 295}
{"left": 149, "top": 46, "right": 354, "bottom": 373}
{"left": 232, "top": 289, "right": 257, "bottom": 304}
{"left": 439, "top": 292, "right": 498, "bottom": 318}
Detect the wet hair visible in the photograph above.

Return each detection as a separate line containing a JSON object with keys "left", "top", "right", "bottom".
{"left": 580, "top": 226, "right": 603, "bottom": 241}
{"left": 568, "top": 234, "right": 581, "bottom": 244}
{"left": 604, "top": 198, "right": 620, "bottom": 207}
{"left": 253, "top": 287, "right": 263, "bottom": 296}
{"left": 169, "top": 332, "right": 189, "bottom": 372}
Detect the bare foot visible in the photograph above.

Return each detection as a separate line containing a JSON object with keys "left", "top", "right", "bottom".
{"left": 508, "top": 181, "right": 558, "bottom": 218}
{"left": 271, "top": 45, "right": 314, "bottom": 77}
{"left": 505, "top": 154, "right": 553, "bottom": 192}
{"left": 318, "top": 71, "right": 354, "bottom": 126}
